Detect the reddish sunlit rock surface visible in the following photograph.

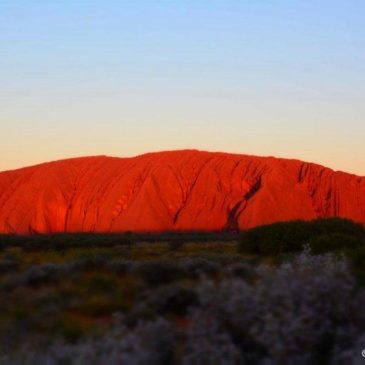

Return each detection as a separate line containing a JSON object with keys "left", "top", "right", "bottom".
{"left": 0, "top": 150, "right": 364, "bottom": 234}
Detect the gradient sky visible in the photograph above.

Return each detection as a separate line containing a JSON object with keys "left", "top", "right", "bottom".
{"left": 1, "top": 0, "right": 364, "bottom": 175}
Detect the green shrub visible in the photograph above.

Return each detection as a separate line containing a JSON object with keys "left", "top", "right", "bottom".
{"left": 309, "top": 233, "right": 363, "bottom": 254}
{"left": 238, "top": 218, "right": 365, "bottom": 256}
{"left": 238, "top": 220, "right": 311, "bottom": 255}
{"left": 345, "top": 245, "right": 365, "bottom": 279}
{"left": 54, "top": 315, "right": 85, "bottom": 343}
{"left": 86, "top": 273, "right": 116, "bottom": 293}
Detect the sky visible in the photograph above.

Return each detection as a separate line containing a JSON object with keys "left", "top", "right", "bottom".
{"left": 0, "top": 0, "right": 364, "bottom": 175}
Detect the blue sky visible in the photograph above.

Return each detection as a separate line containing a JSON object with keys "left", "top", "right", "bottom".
{"left": 0, "top": 0, "right": 364, "bottom": 174}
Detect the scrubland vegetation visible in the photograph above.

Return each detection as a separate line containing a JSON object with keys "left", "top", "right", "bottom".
{"left": 1, "top": 218, "right": 365, "bottom": 364}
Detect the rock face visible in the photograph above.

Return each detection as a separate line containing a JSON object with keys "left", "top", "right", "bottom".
{"left": 0, "top": 150, "right": 364, "bottom": 234}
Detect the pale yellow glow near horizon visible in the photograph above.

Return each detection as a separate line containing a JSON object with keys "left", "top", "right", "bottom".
{"left": 1, "top": 133, "right": 364, "bottom": 176}
{"left": 1, "top": 92, "right": 364, "bottom": 175}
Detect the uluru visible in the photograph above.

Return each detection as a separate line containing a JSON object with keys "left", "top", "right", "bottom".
{"left": 0, "top": 150, "right": 364, "bottom": 234}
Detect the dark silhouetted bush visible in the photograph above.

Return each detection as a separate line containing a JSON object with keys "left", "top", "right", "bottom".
{"left": 0, "top": 259, "right": 19, "bottom": 274}
{"left": 143, "top": 284, "right": 198, "bottom": 316}
{"left": 22, "top": 264, "right": 61, "bottom": 286}
{"left": 168, "top": 238, "right": 186, "bottom": 251}
{"left": 226, "top": 262, "right": 256, "bottom": 280}
{"left": 107, "top": 260, "right": 134, "bottom": 274}
{"left": 133, "top": 260, "right": 186, "bottom": 286}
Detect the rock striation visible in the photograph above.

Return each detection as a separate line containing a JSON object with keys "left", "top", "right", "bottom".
{"left": 0, "top": 150, "right": 364, "bottom": 234}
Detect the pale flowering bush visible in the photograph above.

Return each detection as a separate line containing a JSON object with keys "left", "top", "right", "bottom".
{"left": 333, "top": 332, "right": 365, "bottom": 365}
{"left": 190, "top": 252, "right": 361, "bottom": 364}
{"left": 182, "top": 309, "right": 243, "bottom": 365}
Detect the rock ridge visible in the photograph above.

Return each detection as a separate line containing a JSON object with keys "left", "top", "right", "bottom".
{"left": 0, "top": 150, "right": 364, "bottom": 233}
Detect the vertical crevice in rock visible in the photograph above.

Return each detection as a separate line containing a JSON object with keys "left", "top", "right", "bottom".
{"left": 224, "top": 177, "right": 262, "bottom": 231}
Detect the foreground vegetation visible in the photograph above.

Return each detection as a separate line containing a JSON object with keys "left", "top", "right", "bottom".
{"left": 0, "top": 218, "right": 364, "bottom": 364}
